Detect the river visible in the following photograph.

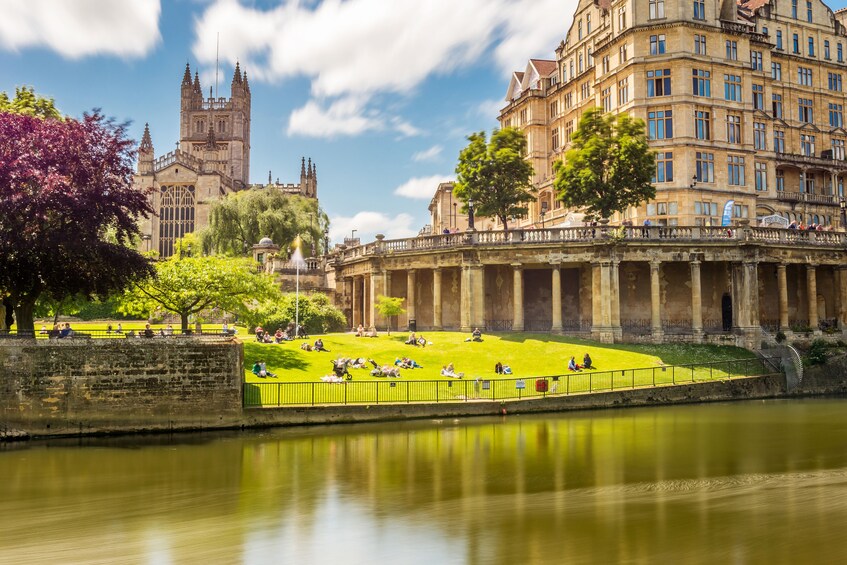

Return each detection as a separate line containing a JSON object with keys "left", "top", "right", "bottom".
{"left": 2, "top": 398, "right": 847, "bottom": 564}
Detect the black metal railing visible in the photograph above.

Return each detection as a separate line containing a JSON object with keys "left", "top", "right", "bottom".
{"left": 244, "top": 358, "right": 779, "bottom": 407}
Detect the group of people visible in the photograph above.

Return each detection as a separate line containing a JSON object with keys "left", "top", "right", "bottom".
{"left": 440, "top": 362, "right": 464, "bottom": 378}
{"left": 405, "top": 332, "right": 427, "bottom": 347}
{"left": 255, "top": 323, "right": 307, "bottom": 344}
{"left": 494, "top": 362, "right": 512, "bottom": 375}
{"left": 251, "top": 360, "right": 277, "bottom": 378}
{"left": 300, "top": 339, "right": 329, "bottom": 352}
{"left": 354, "top": 324, "right": 378, "bottom": 337}
{"left": 394, "top": 357, "right": 423, "bottom": 369}
{"left": 568, "top": 353, "right": 593, "bottom": 372}
{"left": 788, "top": 221, "right": 832, "bottom": 231}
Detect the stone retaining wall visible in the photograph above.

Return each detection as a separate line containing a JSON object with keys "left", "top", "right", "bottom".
{"left": 0, "top": 338, "right": 243, "bottom": 436}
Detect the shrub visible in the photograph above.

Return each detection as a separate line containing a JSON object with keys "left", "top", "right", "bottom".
{"left": 806, "top": 339, "right": 829, "bottom": 366}
{"left": 246, "top": 292, "right": 346, "bottom": 334}
{"left": 775, "top": 330, "right": 787, "bottom": 344}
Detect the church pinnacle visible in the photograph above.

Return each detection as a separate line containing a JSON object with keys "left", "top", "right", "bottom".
{"left": 232, "top": 61, "right": 243, "bottom": 85}
{"left": 182, "top": 63, "right": 192, "bottom": 86}
{"left": 140, "top": 123, "right": 153, "bottom": 152}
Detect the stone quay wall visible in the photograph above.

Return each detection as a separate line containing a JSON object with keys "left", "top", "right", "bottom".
{"left": 0, "top": 338, "right": 243, "bottom": 436}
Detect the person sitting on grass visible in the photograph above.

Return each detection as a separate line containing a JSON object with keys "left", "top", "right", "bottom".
{"left": 252, "top": 360, "right": 269, "bottom": 378}
{"left": 466, "top": 328, "right": 483, "bottom": 342}
{"left": 441, "top": 363, "right": 464, "bottom": 379}
{"left": 583, "top": 353, "right": 593, "bottom": 370}
{"left": 255, "top": 326, "right": 265, "bottom": 342}
{"left": 355, "top": 324, "right": 365, "bottom": 337}
{"left": 274, "top": 329, "right": 285, "bottom": 343}
{"left": 494, "top": 361, "right": 503, "bottom": 374}
{"left": 568, "top": 356, "right": 581, "bottom": 372}
{"left": 406, "top": 331, "right": 417, "bottom": 345}
{"left": 314, "top": 338, "right": 329, "bottom": 352}
{"left": 366, "top": 326, "right": 378, "bottom": 337}
{"left": 260, "top": 361, "right": 276, "bottom": 377}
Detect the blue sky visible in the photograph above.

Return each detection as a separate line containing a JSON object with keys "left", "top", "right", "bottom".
{"left": 3, "top": 0, "right": 847, "bottom": 243}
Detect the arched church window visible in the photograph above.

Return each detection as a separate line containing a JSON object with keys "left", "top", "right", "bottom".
{"left": 218, "top": 119, "right": 226, "bottom": 133}
{"left": 158, "top": 185, "right": 195, "bottom": 257}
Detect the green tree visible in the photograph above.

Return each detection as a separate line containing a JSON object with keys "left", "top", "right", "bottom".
{"left": 117, "top": 254, "right": 281, "bottom": 332}
{"left": 374, "top": 295, "right": 406, "bottom": 335}
{"left": 554, "top": 107, "right": 655, "bottom": 221}
{"left": 201, "top": 189, "right": 328, "bottom": 256}
{"left": 243, "top": 293, "right": 346, "bottom": 335}
{"left": 454, "top": 127, "right": 535, "bottom": 231}
{"left": 0, "top": 86, "right": 61, "bottom": 119}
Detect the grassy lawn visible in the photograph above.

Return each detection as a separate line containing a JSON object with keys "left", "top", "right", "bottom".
{"left": 243, "top": 331, "right": 757, "bottom": 383}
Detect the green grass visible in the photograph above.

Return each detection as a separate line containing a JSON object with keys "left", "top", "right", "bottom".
{"left": 243, "top": 331, "right": 756, "bottom": 383}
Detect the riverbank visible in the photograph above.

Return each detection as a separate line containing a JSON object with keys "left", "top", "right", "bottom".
{"left": 3, "top": 338, "right": 847, "bottom": 440}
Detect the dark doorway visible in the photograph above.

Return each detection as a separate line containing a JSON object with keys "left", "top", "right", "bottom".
{"left": 721, "top": 293, "right": 733, "bottom": 331}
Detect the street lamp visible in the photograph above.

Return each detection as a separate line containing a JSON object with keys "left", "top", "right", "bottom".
{"left": 291, "top": 237, "right": 306, "bottom": 340}
{"left": 539, "top": 210, "right": 546, "bottom": 229}
{"left": 142, "top": 234, "right": 151, "bottom": 252}
{"left": 467, "top": 198, "right": 475, "bottom": 230}
{"left": 840, "top": 198, "right": 846, "bottom": 230}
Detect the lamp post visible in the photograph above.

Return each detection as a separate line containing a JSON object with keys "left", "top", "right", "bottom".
{"left": 142, "top": 234, "right": 151, "bottom": 252}
{"left": 540, "top": 210, "right": 546, "bottom": 229}
{"left": 841, "top": 198, "right": 846, "bottom": 230}
{"left": 467, "top": 198, "right": 475, "bottom": 230}
{"left": 452, "top": 202, "right": 457, "bottom": 229}
{"left": 324, "top": 227, "right": 330, "bottom": 255}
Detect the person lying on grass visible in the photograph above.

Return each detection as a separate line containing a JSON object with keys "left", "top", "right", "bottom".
{"left": 394, "top": 357, "right": 423, "bottom": 369}
{"left": 441, "top": 363, "right": 464, "bottom": 378}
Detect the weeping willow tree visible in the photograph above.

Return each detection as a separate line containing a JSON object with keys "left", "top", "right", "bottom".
{"left": 200, "top": 189, "right": 329, "bottom": 256}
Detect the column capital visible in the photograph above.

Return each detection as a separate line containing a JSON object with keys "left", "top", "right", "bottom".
{"left": 649, "top": 258, "right": 662, "bottom": 270}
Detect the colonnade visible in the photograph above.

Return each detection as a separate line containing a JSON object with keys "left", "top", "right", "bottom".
{"left": 343, "top": 260, "right": 847, "bottom": 344}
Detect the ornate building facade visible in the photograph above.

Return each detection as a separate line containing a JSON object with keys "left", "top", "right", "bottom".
{"left": 134, "top": 63, "right": 318, "bottom": 257}
{"left": 498, "top": 0, "right": 847, "bottom": 229}
{"left": 331, "top": 0, "right": 847, "bottom": 346}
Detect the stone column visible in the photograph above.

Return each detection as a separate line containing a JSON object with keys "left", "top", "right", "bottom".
{"left": 367, "top": 274, "right": 376, "bottom": 328}
{"left": 433, "top": 268, "right": 443, "bottom": 330}
{"left": 407, "top": 269, "right": 417, "bottom": 329}
{"left": 838, "top": 266, "right": 847, "bottom": 332}
{"left": 351, "top": 276, "right": 359, "bottom": 329}
{"left": 777, "top": 263, "right": 789, "bottom": 331}
{"left": 610, "top": 260, "right": 621, "bottom": 340}
{"left": 371, "top": 270, "right": 384, "bottom": 330}
{"left": 551, "top": 266, "right": 563, "bottom": 333}
{"left": 600, "top": 261, "right": 612, "bottom": 327}
{"left": 807, "top": 264, "right": 818, "bottom": 331}
{"left": 590, "top": 263, "right": 601, "bottom": 340}
{"left": 650, "top": 260, "right": 664, "bottom": 343}
{"left": 512, "top": 265, "right": 524, "bottom": 331}
{"left": 690, "top": 260, "right": 703, "bottom": 342}
{"left": 471, "top": 265, "right": 485, "bottom": 329}
{"left": 460, "top": 266, "right": 471, "bottom": 332}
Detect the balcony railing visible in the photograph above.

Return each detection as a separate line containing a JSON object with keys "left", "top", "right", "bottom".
{"left": 334, "top": 226, "right": 846, "bottom": 262}
{"left": 776, "top": 191, "right": 837, "bottom": 205}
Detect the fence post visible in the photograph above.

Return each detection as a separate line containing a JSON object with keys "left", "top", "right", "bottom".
{"left": 652, "top": 367, "right": 656, "bottom": 386}
{"left": 406, "top": 382, "right": 410, "bottom": 404}
{"left": 376, "top": 381, "right": 380, "bottom": 404}
{"left": 631, "top": 370, "right": 634, "bottom": 389}
{"left": 610, "top": 372, "right": 614, "bottom": 391}
{"left": 566, "top": 375, "right": 570, "bottom": 395}
{"left": 311, "top": 382, "right": 315, "bottom": 406}
{"left": 589, "top": 372, "right": 593, "bottom": 392}
{"left": 345, "top": 382, "right": 348, "bottom": 405}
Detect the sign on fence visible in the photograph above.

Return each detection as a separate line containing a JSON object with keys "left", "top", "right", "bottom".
{"left": 516, "top": 379, "right": 525, "bottom": 389}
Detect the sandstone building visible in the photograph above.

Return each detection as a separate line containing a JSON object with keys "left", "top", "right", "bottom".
{"left": 498, "top": 0, "right": 847, "bottom": 229}
{"left": 331, "top": 0, "right": 847, "bottom": 346}
{"left": 134, "top": 63, "right": 318, "bottom": 257}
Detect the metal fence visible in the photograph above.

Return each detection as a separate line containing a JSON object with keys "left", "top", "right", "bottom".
{"left": 244, "top": 357, "right": 779, "bottom": 408}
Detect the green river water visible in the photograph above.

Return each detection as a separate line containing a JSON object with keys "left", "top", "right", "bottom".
{"left": 2, "top": 398, "right": 847, "bottom": 564}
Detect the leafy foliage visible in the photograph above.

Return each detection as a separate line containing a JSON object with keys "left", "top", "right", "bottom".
{"left": 806, "top": 339, "right": 829, "bottom": 366}
{"left": 243, "top": 292, "right": 346, "bottom": 335}
{"left": 118, "top": 254, "right": 280, "bottom": 332}
{"left": 454, "top": 127, "right": 535, "bottom": 231}
{"left": 0, "top": 86, "right": 61, "bottom": 119}
{"left": 0, "top": 105, "right": 152, "bottom": 331}
{"left": 202, "top": 189, "right": 328, "bottom": 256}
{"left": 375, "top": 295, "right": 406, "bottom": 334}
{"left": 554, "top": 107, "right": 656, "bottom": 221}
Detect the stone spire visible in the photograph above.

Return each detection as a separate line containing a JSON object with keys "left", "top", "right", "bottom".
{"left": 140, "top": 123, "right": 153, "bottom": 152}
{"left": 307, "top": 158, "right": 312, "bottom": 178}
{"left": 268, "top": 170, "right": 272, "bottom": 185}
{"left": 232, "top": 61, "right": 242, "bottom": 86}
{"left": 182, "top": 63, "right": 192, "bottom": 86}
{"left": 193, "top": 71, "right": 201, "bottom": 94}
{"left": 301, "top": 157, "right": 306, "bottom": 176}
{"left": 243, "top": 70, "right": 250, "bottom": 91}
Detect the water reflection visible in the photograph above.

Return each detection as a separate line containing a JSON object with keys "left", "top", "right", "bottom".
{"left": 2, "top": 399, "right": 847, "bottom": 563}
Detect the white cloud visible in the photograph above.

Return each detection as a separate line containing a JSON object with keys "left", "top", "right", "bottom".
{"left": 0, "top": 0, "right": 161, "bottom": 59}
{"left": 192, "top": 0, "right": 576, "bottom": 138}
{"left": 330, "top": 211, "right": 419, "bottom": 244}
{"left": 393, "top": 175, "right": 454, "bottom": 200}
{"left": 412, "top": 145, "right": 443, "bottom": 162}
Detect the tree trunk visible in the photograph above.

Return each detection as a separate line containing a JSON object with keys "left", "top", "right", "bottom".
{"left": 180, "top": 313, "right": 190, "bottom": 334}
{"left": 500, "top": 215, "right": 509, "bottom": 231}
{"left": 14, "top": 298, "right": 36, "bottom": 334}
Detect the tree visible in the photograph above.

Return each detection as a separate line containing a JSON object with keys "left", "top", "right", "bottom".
{"left": 0, "top": 86, "right": 61, "bottom": 119}
{"left": 454, "top": 127, "right": 536, "bottom": 231}
{"left": 0, "top": 104, "right": 153, "bottom": 332}
{"left": 243, "top": 292, "right": 346, "bottom": 335}
{"left": 201, "top": 189, "right": 329, "bottom": 256}
{"left": 374, "top": 295, "right": 406, "bottom": 335}
{"left": 554, "top": 107, "right": 656, "bottom": 221}
{"left": 117, "top": 254, "right": 281, "bottom": 332}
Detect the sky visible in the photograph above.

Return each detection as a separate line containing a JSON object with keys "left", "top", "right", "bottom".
{"left": 3, "top": 0, "right": 847, "bottom": 244}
